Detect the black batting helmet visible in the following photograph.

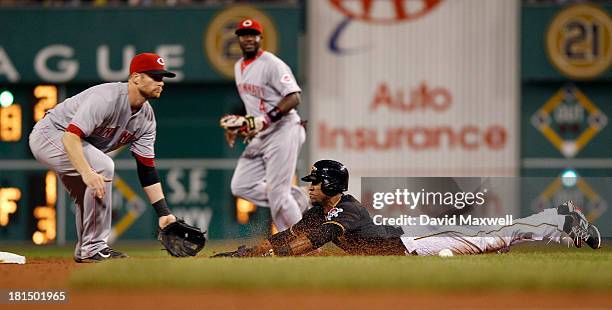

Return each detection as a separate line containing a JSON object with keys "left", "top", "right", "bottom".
{"left": 301, "top": 160, "right": 349, "bottom": 196}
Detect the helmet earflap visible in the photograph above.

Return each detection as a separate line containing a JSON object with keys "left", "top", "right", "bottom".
{"left": 301, "top": 159, "right": 349, "bottom": 197}
{"left": 321, "top": 178, "right": 340, "bottom": 196}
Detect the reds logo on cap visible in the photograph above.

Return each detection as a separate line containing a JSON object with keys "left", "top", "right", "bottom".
{"left": 129, "top": 53, "right": 176, "bottom": 78}
{"left": 235, "top": 18, "right": 263, "bottom": 35}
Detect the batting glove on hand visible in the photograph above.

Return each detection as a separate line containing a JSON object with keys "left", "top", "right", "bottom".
{"left": 242, "top": 115, "right": 269, "bottom": 136}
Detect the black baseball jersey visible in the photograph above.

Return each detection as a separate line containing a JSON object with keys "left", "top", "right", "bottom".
{"left": 292, "top": 194, "right": 405, "bottom": 255}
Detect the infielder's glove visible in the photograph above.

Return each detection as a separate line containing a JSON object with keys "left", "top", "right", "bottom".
{"left": 158, "top": 219, "right": 207, "bottom": 257}
{"left": 219, "top": 114, "right": 246, "bottom": 132}
{"left": 219, "top": 114, "right": 244, "bottom": 148}
{"left": 219, "top": 114, "right": 269, "bottom": 146}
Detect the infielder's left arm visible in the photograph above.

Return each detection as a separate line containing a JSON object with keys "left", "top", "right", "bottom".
{"left": 266, "top": 91, "right": 301, "bottom": 122}
{"left": 134, "top": 154, "right": 175, "bottom": 228}
{"left": 241, "top": 92, "right": 301, "bottom": 134}
{"left": 220, "top": 92, "right": 302, "bottom": 144}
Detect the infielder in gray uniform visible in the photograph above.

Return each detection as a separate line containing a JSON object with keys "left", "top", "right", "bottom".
{"left": 29, "top": 53, "right": 178, "bottom": 263}
{"left": 220, "top": 19, "right": 309, "bottom": 231}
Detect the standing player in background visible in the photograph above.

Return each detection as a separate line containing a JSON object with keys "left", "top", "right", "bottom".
{"left": 220, "top": 19, "right": 309, "bottom": 231}
{"left": 29, "top": 53, "right": 179, "bottom": 263}
{"left": 214, "top": 160, "right": 602, "bottom": 257}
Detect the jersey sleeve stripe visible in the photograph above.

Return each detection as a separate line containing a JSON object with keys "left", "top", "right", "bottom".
{"left": 323, "top": 221, "right": 345, "bottom": 235}
{"left": 66, "top": 124, "right": 85, "bottom": 138}
{"left": 130, "top": 147, "right": 155, "bottom": 160}
{"left": 132, "top": 152, "right": 155, "bottom": 167}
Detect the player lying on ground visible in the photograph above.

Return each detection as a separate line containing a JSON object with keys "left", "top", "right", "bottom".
{"left": 213, "top": 160, "right": 601, "bottom": 257}
{"left": 29, "top": 53, "right": 205, "bottom": 262}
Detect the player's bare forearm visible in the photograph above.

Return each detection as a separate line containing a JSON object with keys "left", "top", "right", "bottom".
{"left": 143, "top": 182, "right": 175, "bottom": 227}
{"left": 62, "top": 132, "right": 94, "bottom": 176}
{"left": 143, "top": 182, "right": 164, "bottom": 204}
{"left": 62, "top": 131, "right": 109, "bottom": 198}
{"left": 275, "top": 92, "right": 301, "bottom": 113}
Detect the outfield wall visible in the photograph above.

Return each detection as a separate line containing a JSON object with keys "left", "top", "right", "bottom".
{"left": 307, "top": 0, "right": 520, "bottom": 199}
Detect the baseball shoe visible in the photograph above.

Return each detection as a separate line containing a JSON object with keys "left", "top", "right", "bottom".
{"left": 558, "top": 201, "right": 602, "bottom": 249}
{"left": 74, "top": 247, "right": 129, "bottom": 263}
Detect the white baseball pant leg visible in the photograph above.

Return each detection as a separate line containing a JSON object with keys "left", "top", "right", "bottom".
{"left": 401, "top": 208, "right": 570, "bottom": 256}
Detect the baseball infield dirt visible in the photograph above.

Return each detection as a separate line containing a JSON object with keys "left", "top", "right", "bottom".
{"left": 2, "top": 258, "right": 611, "bottom": 309}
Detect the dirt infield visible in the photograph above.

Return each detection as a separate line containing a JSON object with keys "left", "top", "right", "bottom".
{"left": 0, "top": 258, "right": 77, "bottom": 288}
{"left": 2, "top": 259, "right": 611, "bottom": 309}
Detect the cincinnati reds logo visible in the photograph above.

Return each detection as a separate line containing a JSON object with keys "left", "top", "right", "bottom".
{"left": 326, "top": 207, "right": 344, "bottom": 221}
{"left": 118, "top": 130, "right": 136, "bottom": 145}
{"left": 156, "top": 57, "right": 165, "bottom": 66}
{"left": 204, "top": 6, "right": 278, "bottom": 78}
{"left": 328, "top": 0, "right": 443, "bottom": 54}
{"left": 280, "top": 73, "right": 293, "bottom": 84}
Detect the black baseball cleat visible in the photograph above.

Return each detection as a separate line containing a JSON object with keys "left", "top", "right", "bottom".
{"left": 107, "top": 248, "right": 129, "bottom": 259}
{"left": 74, "top": 247, "right": 129, "bottom": 263}
{"left": 559, "top": 201, "right": 602, "bottom": 249}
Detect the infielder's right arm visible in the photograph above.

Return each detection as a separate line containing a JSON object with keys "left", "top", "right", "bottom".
{"left": 62, "top": 91, "right": 115, "bottom": 199}
{"left": 62, "top": 131, "right": 110, "bottom": 199}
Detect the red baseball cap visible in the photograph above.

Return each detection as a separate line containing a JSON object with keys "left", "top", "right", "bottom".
{"left": 235, "top": 18, "right": 263, "bottom": 35}
{"left": 129, "top": 53, "right": 176, "bottom": 78}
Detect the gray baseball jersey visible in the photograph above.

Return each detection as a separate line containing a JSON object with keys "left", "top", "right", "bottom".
{"left": 44, "top": 82, "right": 156, "bottom": 160}
{"left": 230, "top": 50, "right": 308, "bottom": 231}
{"left": 29, "top": 82, "right": 156, "bottom": 260}
{"left": 234, "top": 51, "right": 300, "bottom": 119}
